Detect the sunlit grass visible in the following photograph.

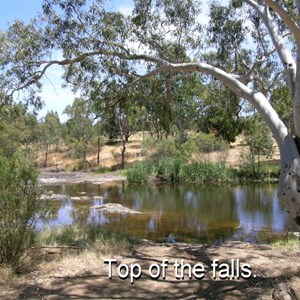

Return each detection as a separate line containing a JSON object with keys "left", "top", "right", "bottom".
{"left": 36, "top": 224, "right": 131, "bottom": 256}
{"left": 271, "top": 236, "right": 300, "bottom": 252}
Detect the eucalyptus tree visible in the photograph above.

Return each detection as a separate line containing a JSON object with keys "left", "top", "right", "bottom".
{"left": 197, "top": 83, "right": 243, "bottom": 143}
{"left": 2, "top": 0, "right": 300, "bottom": 224}
{"left": 63, "top": 97, "right": 94, "bottom": 165}
{"left": 97, "top": 80, "right": 141, "bottom": 169}
{"left": 0, "top": 104, "right": 39, "bottom": 157}
{"left": 136, "top": 76, "right": 173, "bottom": 139}
{"left": 40, "top": 111, "right": 62, "bottom": 167}
{"left": 169, "top": 72, "right": 202, "bottom": 144}
{"left": 243, "top": 114, "right": 274, "bottom": 175}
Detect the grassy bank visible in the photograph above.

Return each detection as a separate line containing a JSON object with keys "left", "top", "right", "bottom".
{"left": 36, "top": 224, "right": 131, "bottom": 255}
{"left": 126, "top": 158, "right": 280, "bottom": 184}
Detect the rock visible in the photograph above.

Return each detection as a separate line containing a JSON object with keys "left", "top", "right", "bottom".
{"left": 165, "top": 233, "right": 176, "bottom": 243}
{"left": 70, "top": 196, "right": 91, "bottom": 200}
{"left": 40, "top": 193, "right": 68, "bottom": 201}
{"left": 90, "top": 203, "right": 141, "bottom": 215}
{"left": 290, "top": 279, "right": 300, "bottom": 300}
{"left": 272, "top": 283, "right": 292, "bottom": 300}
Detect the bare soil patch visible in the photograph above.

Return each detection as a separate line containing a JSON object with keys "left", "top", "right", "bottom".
{"left": 38, "top": 170, "right": 125, "bottom": 185}
{"left": 1, "top": 241, "right": 299, "bottom": 300}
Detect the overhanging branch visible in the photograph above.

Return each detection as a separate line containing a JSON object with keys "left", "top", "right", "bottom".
{"left": 264, "top": 0, "right": 300, "bottom": 48}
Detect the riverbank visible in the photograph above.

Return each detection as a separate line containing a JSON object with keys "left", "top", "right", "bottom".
{"left": 1, "top": 239, "right": 299, "bottom": 299}
{"left": 38, "top": 170, "right": 125, "bottom": 185}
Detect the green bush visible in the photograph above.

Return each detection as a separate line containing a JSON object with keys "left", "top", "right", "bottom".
{"left": 141, "top": 137, "right": 178, "bottom": 159}
{"left": 126, "top": 161, "right": 152, "bottom": 183}
{"left": 194, "top": 133, "right": 229, "bottom": 153}
{"left": 0, "top": 152, "right": 42, "bottom": 266}
{"left": 156, "top": 157, "right": 183, "bottom": 182}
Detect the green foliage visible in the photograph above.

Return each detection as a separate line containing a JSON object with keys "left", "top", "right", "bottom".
{"left": 197, "top": 84, "right": 243, "bottom": 143}
{"left": 192, "top": 132, "right": 229, "bottom": 153}
{"left": 236, "top": 161, "right": 280, "bottom": 182}
{"left": 0, "top": 152, "right": 42, "bottom": 266}
{"left": 208, "top": 4, "right": 245, "bottom": 65}
{"left": 156, "top": 156, "right": 184, "bottom": 182}
{"left": 40, "top": 110, "right": 62, "bottom": 167}
{"left": 141, "top": 137, "right": 178, "bottom": 159}
{"left": 41, "top": 111, "right": 62, "bottom": 150}
{"left": 64, "top": 98, "right": 94, "bottom": 163}
{"left": 271, "top": 84, "right": 294, "bottom": 134}
{"left": 181, "top": 162, "right": 236, "bottom": 183}
{"left": 126, "top": 161, "right": 153, "bottom": 183}
{"left": 0, "top": 104, "right": 40, "bottom": 157}
{"left": 242, "top": 114, "right": 274, "bottom": 175}
{"left": 127, "top": 158, "right": 237, "bottom": 183}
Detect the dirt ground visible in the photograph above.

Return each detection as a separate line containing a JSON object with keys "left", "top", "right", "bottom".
{"left": 38, "top": 170, "right": 125, "bottom": 185}
{"left": 1, "top": 241, "right": 299, "bottom": 300}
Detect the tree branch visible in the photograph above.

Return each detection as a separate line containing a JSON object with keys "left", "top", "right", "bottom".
{"left": 245, "top": 0, "right": 296, "bottom": 100}
{"left": 264, "top": 0, "right": 300, "bottom": 48}
{"left": 9, "top": 49, "right": 169, "bottom": 96}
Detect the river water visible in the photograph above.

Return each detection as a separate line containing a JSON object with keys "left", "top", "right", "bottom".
{"left": 39, "top": 182, "right": 299, "bottom": 244}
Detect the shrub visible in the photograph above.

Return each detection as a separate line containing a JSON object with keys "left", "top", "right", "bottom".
{"left": 0, "top": 152, "right": 42, "bottom": 266}
{"left": 156, "top": 157, "right": 183, "bottom": 182}
{"left": 194, "top": 133, "right": 229, "bottom": 153}
{"left": 141, "top": 137, "right": 178, "bottom": 159}
{"left": 126, "top": 161, "right": 152, "bottom": 183}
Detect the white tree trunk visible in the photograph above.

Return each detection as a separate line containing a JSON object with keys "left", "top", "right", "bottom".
{"left": 294, "top": 54, "right": 300, "bottom": 137}
{"left": 278, "top": 134, "right": 300, "bottom": 224}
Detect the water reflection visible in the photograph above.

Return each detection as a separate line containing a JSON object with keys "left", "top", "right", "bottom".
{"left": 39, "top": 182, "right": 298, "bottom": 243}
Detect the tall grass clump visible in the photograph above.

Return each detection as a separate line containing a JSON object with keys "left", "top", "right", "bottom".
{"left": 0, "top": 152, "right": 42, "bottom": 266}
{"left": 126, "top": 161, "right": 153, "bottom": 183}
{"left": 181, "top": 162, "right": 237, "bottom": 183}
{"left": 156, "top": 156, "right": 184, "bottom": 182}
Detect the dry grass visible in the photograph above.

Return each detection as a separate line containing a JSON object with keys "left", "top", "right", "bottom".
{"left": 36, "top": 133, "right": 280, "bottom": 171}
{"left": 271, "top": 236, "right": 300, "bottom": 252}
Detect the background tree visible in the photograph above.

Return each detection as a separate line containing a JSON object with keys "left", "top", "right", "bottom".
{"left": 243, "top": 114, "right": 274, "bottom": 175}
{"left": 63, "top": 98, "right": 94, "bottom": 167}
{"left": 94, "top": 118, "right": 105, "bottom": 166}
{"left": 197, "top": 83, "right": 243, "bottom": 143}
{"left": 0, "top": 104, "right": 39, "bottom": 157}
{"left": 40, "top": 111, "right": 62, "bottom": 167}
{"left": 169, "top": 72, "right": 202, "bottom": 144}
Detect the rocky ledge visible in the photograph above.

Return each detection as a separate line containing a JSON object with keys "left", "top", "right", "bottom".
{"left": 90, "top": 203, "right": 141, "bottom": 215}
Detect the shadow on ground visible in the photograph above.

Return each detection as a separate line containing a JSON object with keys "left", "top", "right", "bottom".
{"left": 3, "top": 241, "right": 300, "bottom": 300}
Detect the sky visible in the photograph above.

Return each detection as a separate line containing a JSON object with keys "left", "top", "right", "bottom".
{"left": 0, "top": 0, "right": 134, "bottom": 122}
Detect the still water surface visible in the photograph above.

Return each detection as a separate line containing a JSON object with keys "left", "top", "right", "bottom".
{"left": 40, "top": 182, "right": 298, "bottom": 244}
